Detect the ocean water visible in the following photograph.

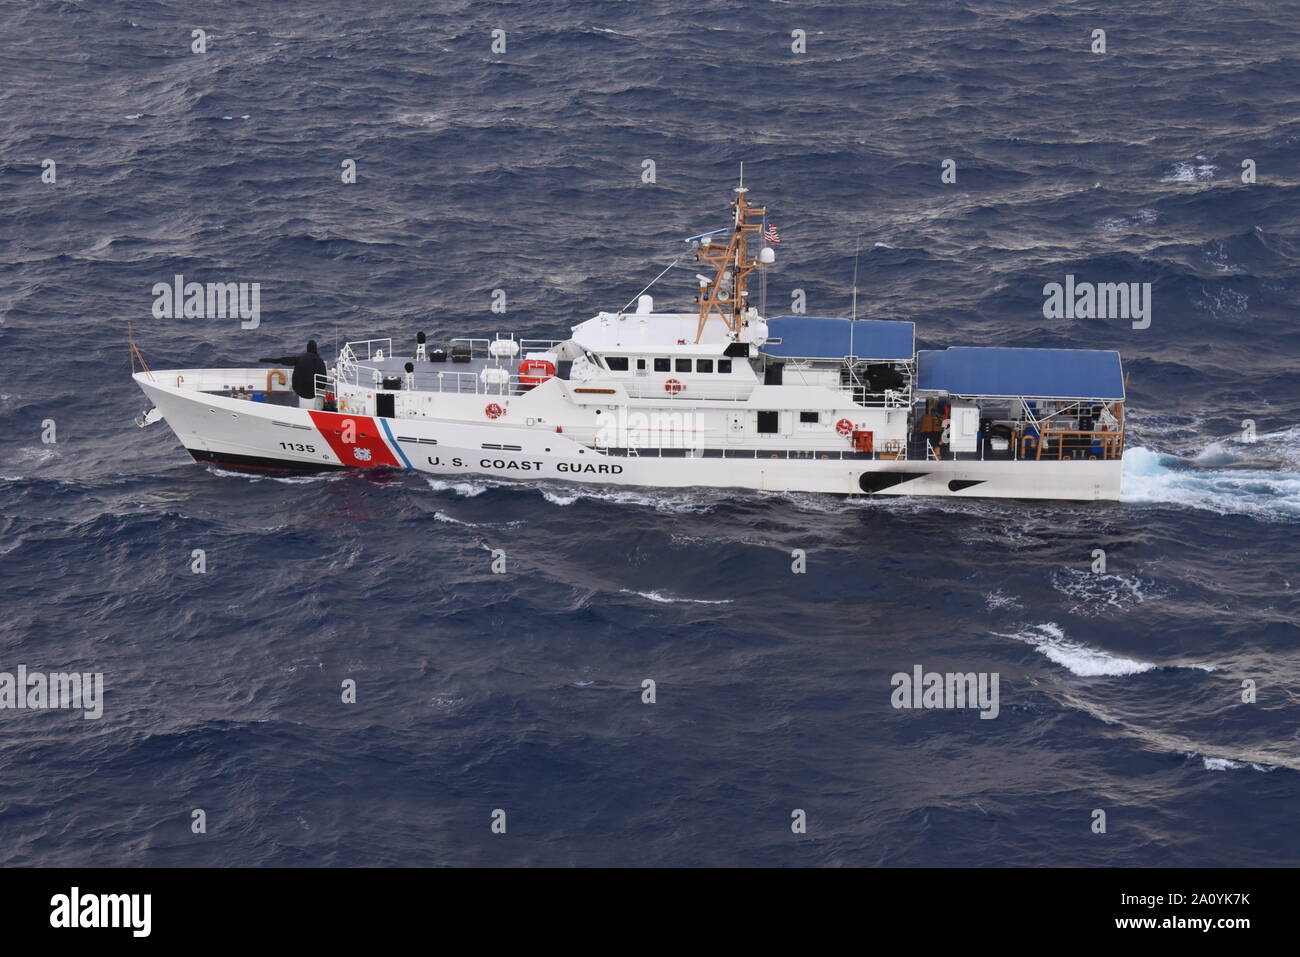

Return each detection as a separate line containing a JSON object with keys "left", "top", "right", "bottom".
{"left": 1, "top": 0, "right": 1298, "bottom": 866}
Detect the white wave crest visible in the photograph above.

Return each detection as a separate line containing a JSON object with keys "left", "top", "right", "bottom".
{"left": 1196, "top": 755, "right": 1278, "bottom": 773}
{"left": 1160, "top": 157, "right": 1216, "bottom": 183}
{"left": 997, "top": 623, "right": 1156, "bottom": 676}
{"left": 1049, "top": 566, "right": 1157, "bottom": 617}
{"left": 984, "top": 589, "right": 1024, "bottom": 612}
{"left": 997, "top": 623, "right": 1215, "bottom": 676}
{"left": 1122, "top": 444, "right": 1300, "bottom": 521}
{"left": 431, "top": 511, "right": 475, "bottom": 526}
{"left": 9, "top": 446, "right": 58, "bottom": 468}
{"left": 619, "top": 589, "right": 732, "bottom": 605}
{"left": 1191, "top": 424, "right": 1300, "bottom": 470}
{"left": 206, "top": 466, "right": 339, "bottom": 485}
{"left": 425, "top": 477, "right": 489, "bottom": 497}
{"left": 540, "top": 484, "right": 719, "bottom": 513}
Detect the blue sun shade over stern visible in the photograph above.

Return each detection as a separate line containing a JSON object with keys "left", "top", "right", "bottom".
{"left": 917, "top": 347, "right": 1125, "bottom": 400}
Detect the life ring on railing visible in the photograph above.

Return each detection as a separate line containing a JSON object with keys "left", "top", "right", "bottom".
{"left": 266, "top": 369, "right": 287, "bottom": 393}
{"left": 485, "top": 402, "right": 504, "bottom": 420}
{"left": 835, "top": 418, "right": 854, "bottom": 436}
{"left": 664, "top": 378, "right": 684, "bottom": 395}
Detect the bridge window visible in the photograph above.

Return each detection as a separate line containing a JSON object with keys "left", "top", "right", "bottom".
{"left": 799, "top": 411, "right": 819, "bottom": 423}
{"left": 636, "top": 358, "right": 646, "bottom": 370}
{"left": 675, "top": 359, "right": 692, "bottom": 372}
{"left": 606, "top": 356, "right": 628, "bottom": 371}
{"left": 718, "top": 359, "right": 732, "bottom": 374}
{"left": 757, "top": 411, "right": 779, "bottom": 434}
{"left": 654, "top": 358, "right": 670, "bottom": 372}
{"left": 696, "top": 359, "right": 713, "bottom": 373}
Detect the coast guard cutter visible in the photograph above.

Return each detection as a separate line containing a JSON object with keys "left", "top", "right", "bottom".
{"left": 133, "top": 183, "right": 1126, "bottom": 500}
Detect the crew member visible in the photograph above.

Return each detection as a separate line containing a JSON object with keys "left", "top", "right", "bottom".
{"left": 260, "top": 340, "right": 328, "bottom": 409}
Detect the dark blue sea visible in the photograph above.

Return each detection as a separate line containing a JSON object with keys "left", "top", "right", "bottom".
{"left": 1, "top": 0, "right": 1298, "bottom": 867}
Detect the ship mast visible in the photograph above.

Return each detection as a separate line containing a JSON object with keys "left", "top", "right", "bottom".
{"left": 693, "top": 171, "right": 771, "bottom": 343}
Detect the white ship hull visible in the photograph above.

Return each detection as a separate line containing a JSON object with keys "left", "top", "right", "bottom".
{"left": 136, "top": 372, "right": 1123, "bottom": 501}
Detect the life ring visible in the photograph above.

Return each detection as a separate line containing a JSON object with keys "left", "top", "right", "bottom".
{"left": 485, "top": 402, "right": 504, "bottom": 420}
{"left": 835, "top": 418, "right": 854, "bottom": 436}
{"left": 664, "top": 378, "right": 684, "bottom": 395}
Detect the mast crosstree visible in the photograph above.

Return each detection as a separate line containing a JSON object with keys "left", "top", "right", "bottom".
{"left": 693, "top": 179, "right": 771, "bottom": 343}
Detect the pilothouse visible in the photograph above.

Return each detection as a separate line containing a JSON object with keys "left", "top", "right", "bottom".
{"left": 133, "top": 181, "right": 1127, "bottom": 501}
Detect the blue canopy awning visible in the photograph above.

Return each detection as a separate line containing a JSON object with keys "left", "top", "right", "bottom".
{"left": 761, "top": 316, "right": 915, "bottom": 361}
{"left": 917, "top": 347, "right": 1125, "bottom": 400}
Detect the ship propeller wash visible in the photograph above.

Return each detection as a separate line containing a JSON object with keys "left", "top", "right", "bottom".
{"left": 133, "top": 183, "right": 1126, "bottom": 500}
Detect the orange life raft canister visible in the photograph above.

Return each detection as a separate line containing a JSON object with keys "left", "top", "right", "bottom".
{"left": 518, "top": 358, "right": 556, "bottom": 387}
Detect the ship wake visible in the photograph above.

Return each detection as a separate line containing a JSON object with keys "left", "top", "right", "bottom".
{"left": 1122, "top": 429, "right": 1300, "bottom": 521}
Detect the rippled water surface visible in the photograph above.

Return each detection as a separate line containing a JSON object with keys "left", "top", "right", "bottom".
{"left": 1, "top": 0, "right": 1298, "bottom": 866}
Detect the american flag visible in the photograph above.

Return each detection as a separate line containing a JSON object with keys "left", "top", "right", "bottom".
{"left": 763, "top": 222, "right": 781, "bottom": 244}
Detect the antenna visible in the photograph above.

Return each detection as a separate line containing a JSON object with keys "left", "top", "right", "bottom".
{"left": 851, "top": 237, "right": 861, "bottom": 322}
{"left": 618, "top": 255, "right": 682, "bottom": 314}
{"left": 849, "top": 237, "right": 861, "bottom": 358}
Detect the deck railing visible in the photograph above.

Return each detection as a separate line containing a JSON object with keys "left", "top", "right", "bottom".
{"left": 339, "top": 338, "right": 393, "bottom": 363}
{"left": 329, "top": 363, "right": 538, "bottom": 397}
{"left": 1024, "top": 429, "right": 1125, "bottom": 461}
